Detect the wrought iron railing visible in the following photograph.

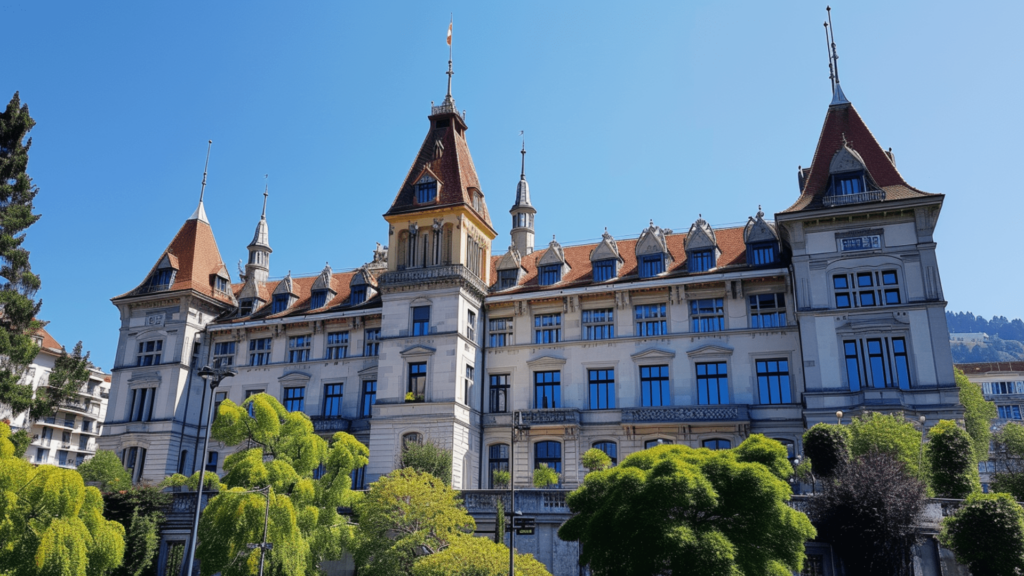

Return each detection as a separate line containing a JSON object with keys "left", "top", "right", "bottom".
{"left": 136, "top": 283, "right": 171, "bottom": 294}
{"left": 823, "top": 189, "right": 886, "bottom": 207}
{"left": 620, "top": 404, "right": 748, "bottom": 423}
{"left": 309, "top": 416, "right": 351, "bottom": 433}
{"left": 430, "top": 100, "right": 464, "bottom": 118}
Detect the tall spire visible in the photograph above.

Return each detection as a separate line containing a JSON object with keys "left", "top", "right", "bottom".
{"left": 245, "top": 178, "right": 272, "bottom": 285}
{"left": 520, "top": 131, "right": 526, "bottom": 179}
{"left": 261, "top": 174, "right": 269, "bottom": 219}
{"left": 188, "top": 140, "right": 212, "bottom": 223}
{"left": 510, "top": 132, "right": 536, "bottom": 255}
{"left": 446, "top": 15, "right": 454, "bottom": 99}
{"left": 825, "top": 6, "right": 849, "bottom": 106}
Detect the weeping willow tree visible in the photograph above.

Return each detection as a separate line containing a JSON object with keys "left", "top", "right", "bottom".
{"left": 175, "top": 393, "right": 368, "bottom": 576}
{"left": 0, "top": 422, "right": 126, "bottom": 576}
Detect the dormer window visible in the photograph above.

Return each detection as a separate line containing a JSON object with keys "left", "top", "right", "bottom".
{"left": 748, "top": 242, "right": 777, "bottom": 266}
{"left": 689, "top": 250, "right": 715, "bottom": 273}
{"left": 150, "top": 269, "right": 173, "bottom": 290}
{"left": 638, "top": 254, "right": 665, "bottom": 278}
{"left": 310, "top": 290, "right": 328, "bottom": 309}
{"left": 239, "top": 299, "right": 254, "bottom": 316}
{"left": 499, "top": 269, "right": 518, "bottom": 289}
{"left": 416, "top": 178, "right": 437, "bottom": 203}
{"left": 593, "top": 259, "right": 617, "bottom": 282}
{"left": 214, "top": 276, "right": 229, "bottom": 293}
{"left": 272, "top": 294, "right": 289, "bottom": 314}
{"left": 833, "top": 172, "right": 865, "bottom": 196}
{"left": 350, "top": 286, "right": 367, "bottom": 305}
{"left": 539, "top": 264, "right": 561, "bottom": 286}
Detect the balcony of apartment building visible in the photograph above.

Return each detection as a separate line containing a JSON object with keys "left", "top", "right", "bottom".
{"left": 483, "top": 405, "right": 762, "bottom": 431}
{"left": 57, "top": 398, "right": 101, "bottom": 417}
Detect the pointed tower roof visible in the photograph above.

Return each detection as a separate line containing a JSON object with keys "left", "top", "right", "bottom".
{"left": 512, "top": 138, "right": 534, "bottom": 211}
{"left": 385, "top": 95, "right": 495, "bottom": 234}
{"left": 115, "top": 212, "right": 235, "bottom": 305}
{"left": 782, "top": 97, "right": 938, "bottom": 213}
{"left": 249, "top": 186, "right": 271, "bottom": 250}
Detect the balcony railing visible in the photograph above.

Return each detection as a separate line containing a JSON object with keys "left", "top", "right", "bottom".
{"left": 309, "top": 416, "right": 351, "bottom": 433}
{"left": 60, "top": 401, "right": 100, "bottom": 416}
{"left": 430, "top": 99, "right": 464, "bottom": 118}
{"left": 621, "top": 404, "right": 749, "bottom": 423}
{"left": 136, "top": 283, "right": 170, "bottom": 294}
{"left": 822, "top": 189, "right": 886, "bottom": 207}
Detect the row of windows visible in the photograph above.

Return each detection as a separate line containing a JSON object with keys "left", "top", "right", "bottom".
{"left": 984, "top": 381, "right": 1024, "bottom": 395}
{"left": 844, "top": 337, "right": 912, "bottom": 391}
{"left": 488, "top": 360, "right": 793, "bottom": 412}
{"left": 209, "top": 328, "right": 382, "bottom": 369}
{"left": 833, "top": 270, "right": 901, "bottom": 309}
{"left": 217, "top": 380, "right": 380, "bottom": 419}
{"left": 488, "top": 295, "right": 787, "bottom": 348}
{"left": 535, "top": 247, "right": 738, "bottom": 288}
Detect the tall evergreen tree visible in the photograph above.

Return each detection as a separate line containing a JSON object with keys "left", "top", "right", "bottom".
{"left": 0, "top": 92, "right": 93, "bottom": 423}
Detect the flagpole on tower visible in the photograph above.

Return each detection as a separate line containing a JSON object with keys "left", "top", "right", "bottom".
{"left": 446, "top": 14, "right": 454, "bottom": 98}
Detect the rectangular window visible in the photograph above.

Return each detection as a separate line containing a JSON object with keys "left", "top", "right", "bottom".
{"left": 867, "top": 339, "right": 887, "bottom": 388}
{"left": 640, "top": 365, "right": 670, "bottom": 407}
{"left": 835, "top": 173, "right": 864, "bottom": 195}
{"left": 136, "top": 340, "right": 163, "bottom": 367}
{"left": 350, "top": 286, "right": 367, "bottom": 305}
{"left": 749, "top": 293, "right": 786, "bottom": 328}
{"left": 539, "top": 264, "right": 561, "bottom": 286}
{"left": 351, "top": 465, "right": 367, "bottom": 489}
{"left": 417, "top": 181, "right": 437, "bottom": 203}
{"left": 534, "top": 313, "right": 561, "bottom": 344}
{"left": 214, "top": 275, "right": 229, "bottom": 293}
{"left": 639, "top": 254, "right": 665, "bottom": 278}
{"left": 488, "top": 444, "right": 510, "bottom": 488}
{"left": 245, "top": 390, "right": 263, "bottom": 418}
{"left": 408, "top": 363, "right": 427, "bottom": 399}
{"left": 999, "top": 405, "right": 1023, "bottom": 420}
{"left": 893, "top": 337, "right": 911, "bottom": 390}
{"left": 534, "top": 371, "right": 561, "bottom": 409}
{"left": 488, "top": 318, "right": 512, "bottom": 347}
{"left": 310, "top": 290, "right": 327, "bottom": 309}
{"left": 214, "top": 391, "right": 227, "bottom": 415}
{"left": 690, "top": 298, "right": 725, "bottom": 333}
{"left": 288, "top": 335, "right": 312, "bottom": 363}
{"left": 364, "top": 328, "right": 380, "bottom": 356}
{"left": 489, "top": 374, "right": 509, "bottom": 413}
{"left": 749, "top": 243, "right": 776, "bottom": 266}
{"left": 326, "top": 332, "right": 349, "bottom": 359}
{"left": 696, "top": 362, "right": 729, "bottom": 405}
{"left": 412, "top": 306, "right": 430, "bottom": 336}
{"left": 283, "top": 387, "right": 305, "bottom": 412}
{"left": 756, "top": 359, "right": 791, "bottom": 404}
{"left": 272, "top": 294, "right": 289, "bottom": 313}
{"left": 635, "top": 304, "right": 667, "bottom": 336}
{"left": 592, "top": 259, "right": 616, "bottom": 282}
{"left": 129, "top": 388, "right": 152, "bottom": 422}
{"left": 249, "top": 338, "right": 272, "bottom": 366}
{"left": 205, "top": 451, "right": 218, "bottom": 473}
{"left": 361, "top": 380, "right": 377, "bottom": 417}
{"left": 323, "top": 384, "right": 343, "bottom": 417}
{"left": 498, "top": 269, "right": 518, "bottom": 289}
{"left": 464, "top": 365, "right": 474, "bottom": 406}
{"left": 213, "top": 342, "right": 235, "bottom": 368}
{"left": 588, "top": 369, "right": 616, "bottom": 410}
{"left": 834, "top": 270, "right": 901, "bottom": 309}
{"left": 834, "top": 275, "right": 851, "bottom": 308}
{"left": 844, "top": 340, "right": 861, "bottom": 391}
{"left": 582, "top": 309, "right": 614, "bottom": 340}
{"left": 466, "top": 310, "right": 477, "bottom": 342}
{"left": 688, "top": 250, "right": 714, "bottom": 272}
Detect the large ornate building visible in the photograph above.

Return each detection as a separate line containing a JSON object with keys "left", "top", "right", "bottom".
{"left": 99, "top": 59, "right": 960, "bottom": 507}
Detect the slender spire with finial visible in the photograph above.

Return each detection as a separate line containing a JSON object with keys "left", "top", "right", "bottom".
{"left": 520, "top": 131, "right": 526, "bottom": 178}
{"left": 446, "top": 14, "right": 454, "bottom": 98}
{"left": 825, "top": 6, "right": 849, "bottom": 105}
{"left": 827, "top": 6, "right": 840, "bottom": 84}
{"left": 824, "top": 21, "right": 835, "bottom": 92}
{"left": 189, "top": 140, "right": 213, "bottom": 222}
{"left": 261, "top": 174, "right": 269, "bottom": 219}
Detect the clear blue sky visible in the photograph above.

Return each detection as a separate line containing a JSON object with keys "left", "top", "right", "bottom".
{"left": 4, "top": 1, "right": 1022, "bottom": 370}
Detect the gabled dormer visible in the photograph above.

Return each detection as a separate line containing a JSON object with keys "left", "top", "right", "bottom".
{"left": 743, "top": 208, "right": 780, "bottom": 267}
{"left": 310, "top": 263, "right": 336, "bottom": 309}
{"left": 146, "top": 254, "right": 178, "bottom": 292}
{"left": 590, "top": 228, "right": 623, "bottom": 282}
{"left": 210, "top": 264, "right": 233, "bottom": 300}
{"left": 494, "top": 246, "right": 524, "bottom": 290}
{"left": 271, "top": 273, "right": 297, "bottom": 314}
{"left": 684, "top": 216, "right": 719, "bottom": 273}
{"left": 537, "top": 237, "right": 570, "bottom": 286}
{"left": 635, "top": 221, "right": 673, "bottom": 278}
{"left": 413, "top": 168, "right": 441, "bottom": 205}
{"left": 349, "top": 266, "right": 377, "bottom": 305}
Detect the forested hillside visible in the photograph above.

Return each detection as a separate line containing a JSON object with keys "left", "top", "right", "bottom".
{"left": 947, "top": 311, "right": 1024, "bottom": 362}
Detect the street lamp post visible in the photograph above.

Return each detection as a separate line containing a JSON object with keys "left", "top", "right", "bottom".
{"left": 510, "top": 411, "right": 530, "bottom": 576}
{"left": 836, "top": 410, "right": 844, "bottom": 426}
{"left": 246, "top": 486, "right": 273, "bottom": 576}
{"left": 184, "top": 365, "right": 237, "bottom": 576}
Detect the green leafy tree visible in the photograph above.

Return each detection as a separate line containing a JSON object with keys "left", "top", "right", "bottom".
{"left": 531, "top": 465, "right": 559, "bottom": 488}
{"left": 940, "top": 492, "right": 1024, "bottom": 576}
{"left": 927, "top": 420, "right": 981, "bottom": 498}
{"left": 354, "top": 468, "right": 475, "bottom": 576}
{"left": 0, "top": 422, "right": 126, "bottom": 576}
{"left": 809, "top": 451, "right": 925, "bottom": 576}
{"left": 581, "top": 448, "right": 612, "bottom": 473}
{"left": 802, "top": 423, "right": 851, "bottom": 479}
{"left": 558, "top": 435, "right": 815, "bottom": 576}
{"left": 956, "top": 367, "right": 998, "bottom": 462}
{"left": 102, "top": 487, "right": 172, "bottom": 576}
{"left": 410, "top": 535, "right": 552, "bottom": 576}
{"left": 848, "top": 412, "right": 925, "bottom": 480}
{"left": 491, "top": 469, "right": 510, "bottom": 489}
{"left": 494, "top": 498, "right": 505, "bottom": 545}
{"left": 0, "top": 93, "right": 93, "bottom": 422}
{"left": 9, "top": 426, "right": 30, "bottom": 457}
{"left": 77, "top": 449, "right": 132, "bottom": 491}
{"left": 196, "top": 394, "right": 367, "bottom": 576}
{"left": 397, "top": 438, "right": 453, "bottom": 486}
{"left": 991, "top": 422, "right": 1024, "bottom": 500}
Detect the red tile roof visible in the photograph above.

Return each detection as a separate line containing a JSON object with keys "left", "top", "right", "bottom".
{"left": 36, "top": 326, "right": 62, "bottom": 354}
{"left": 115, "top": 216, "right": 235, "bottom": 305}
{"left": 489, "top": 226, "right": 755, "bottom": 294}
{"left": 955, "top": 362, "right": 1024, "bottom": 375}
{"left": 220, "top": 270, "right": 382, "bottom": 323}
{"left": 783, "top": 102, "right": 938, "bottom": 213}
{"left": 385, "top": 111, "right": 494, "bottom": 232}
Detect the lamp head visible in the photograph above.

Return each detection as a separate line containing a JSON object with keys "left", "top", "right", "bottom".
{"left": 836, "top": 410, "right": 844, "bottom": 420}
{"left": 198, "top": 366, "right": 216, "bottom": 380}
{"left": 919, "top": 415, "right": 927, "bottom": 424}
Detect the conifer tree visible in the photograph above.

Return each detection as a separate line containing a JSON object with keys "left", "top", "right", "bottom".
{"left": 0, "top": 92, "right": 93, "bottom": 423}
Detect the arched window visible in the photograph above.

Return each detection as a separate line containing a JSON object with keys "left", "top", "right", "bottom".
{"left": 592, "top": 441, "right": 617, "bottom": 466}
{"left": 489, "top": 444, "right": 509, "bottom": 488}
{"left": 402, "top": 432, "right": 423, "bottom": 451}
{"left": 644, "top": 438, "right": 672, "bottom": 449}
{"left": 702, "top": 439, "right": 731, "bottom": 450}
{"left": 534, "top": 441, "right": 562, "bottom": 484}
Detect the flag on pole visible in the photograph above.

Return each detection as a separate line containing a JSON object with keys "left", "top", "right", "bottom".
{"left": 447, "top": 21, "right": 452, "bottom": 46}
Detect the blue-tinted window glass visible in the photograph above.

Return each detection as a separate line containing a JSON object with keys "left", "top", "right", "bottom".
{"left": 417, "top": 181, "right": 437, "bottom": 203}
{"left": 593, "top": 441, "right": 617, "bottom": 465}
{"left": 835, "top": 174, "right": 864, "bottom": 195}
{"left": 696, "top": 362, "right": 729, "bottom": 405}
{"left": 635, "top": 304, "right": 667, "bottom": 336}
{"left": 593, "top": 259, "right": 617, "bottom": 282}
{"left": 582, "top": 309, "right": 614, "bottom": 340}
{"left": 498, "top": 269, "right": 518, "bottom": 289}
{"left": 350, "top": 286, "right": 367, "bottom": 305}
{"left": 645, "top": 438, "right": 672, "bottom": 449}
{"left": 588, "top": 369, "right": 615, "bottom": 410}
{"left": 539, "top": 265, "right": 561, "bottom": 286}
{"left": 351, "top": 465, "right": 367, "bottom": 489}
{"left": 488, "top": 444, "right": 509, "bottom": 488}
{"left": 749, "top": 293, "right": 786, "bottom": 328}
{"left": 639, "top": 254, "right": 665, "bottom": 278}
{"left": 689, "top": 250, "right": 714, "bottom": 272}
{"left": 690, "top": 298, "right": 725, "bottom": 332}
{"left": 323, "top": 384, "right": 343, "bottom": 417}
{"left": 534, "top": 314, "right": 561, "bottom": 344}
{"left": 534, "top": 441, "right": 562, "bottom": 485}
{"left": 640, "top": 365, "right": 670, "bottom": 407}
{"left": 364, "top": 328, "right": 380, "bottom": 356}
{"left": 867, "top": 339, "right": 886, "bottom": 388}
{"left": 412, "top": 306, "right": 430, "bottom": 336}
{"left": 272, "top": 295, "right": 289, "bottom": 313}
{"left": 893, "top": 338, "right": 911, "bottom": 390}
{"left": 489, "top": 374, "right": 509, "bottom": 413}
{"left": 756, "top": 359, "right": 792, "bottom": 404}
{"left": 310, "top": 291, "right": 327, "bottom": 309}
{"left": 283, "top": 387, "right": 305, "bottom": 412}
{"left": 408, "top": 363, "right": 427, "bottom": 398}
{"left": 534, "top": 371, "right": 561, "bottom": 409}
{"left": 749, "top": 243, "right": 776, "bottom": 266}
{"left": 361, "top": 380, "right": 377, "bottom": 417}
{"left": 702, "top": 439, "right": 732, "bottom": 450}
{"left": 151, "top": 269, "right": 173, "bottom": 288}
{"left": 845, "top": 341, "right": 861, "bottom": 391}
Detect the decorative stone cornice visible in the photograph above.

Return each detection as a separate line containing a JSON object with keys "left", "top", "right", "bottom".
{"left": 379, "top": 264, "right": 488, "bottom": 299}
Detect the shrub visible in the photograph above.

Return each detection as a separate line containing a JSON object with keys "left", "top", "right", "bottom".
{"left": 532, "top": 465, "right": 559, "bottom": 488}
{"left": 941, "top": 492, "right": 1024, "bottom": 576}
{"left": 927, "top": 420, "right": 980, "bottom": 498}
{"left": 581, "top": 448, "right": 612, "bottom": 473}
{"left": 802, "top": 423, "right": 850, "bottom": 479}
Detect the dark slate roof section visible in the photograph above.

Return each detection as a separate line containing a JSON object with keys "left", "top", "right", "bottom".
{"left": 783, "top": 102, "right": 939, "bottom": 213}
{"left": 217, "top": 270, "right": 382, "bottom": 324}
